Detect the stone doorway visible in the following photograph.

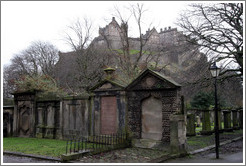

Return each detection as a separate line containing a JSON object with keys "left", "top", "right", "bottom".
{"left": 100, "top": 96, "right": 117, "bottom": 134}
{"left": 141, "top": 96, "right": 162, "bottom": 141}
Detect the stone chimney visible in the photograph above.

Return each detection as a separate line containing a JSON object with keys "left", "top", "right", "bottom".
{"left": 160, "top": 28, "right": 163, "bottom": 32}
{"left": 112, "top": 17, "right": 115, "bottom": 21}
{"left": 104, "top": 67, "right": 115, "bottom": 80}
{"left": 168, "top": 26, "right": 171, "bottom": 30}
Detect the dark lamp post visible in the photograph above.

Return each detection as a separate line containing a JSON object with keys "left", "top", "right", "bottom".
{"left": 209, "top": 62, "right": 220, "bottom": 159}
{"left": 209, "top": 62, "right": 221, "bottom": 78}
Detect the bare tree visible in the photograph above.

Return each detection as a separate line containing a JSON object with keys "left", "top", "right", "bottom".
{"left": 74, "top": 46, "right": 109, "bottom": 92}
{"left": 64, "top": 17, "right": 93, "bottom": 51}
{"left": 177, "top": 3, "right": 243, "bottom": 79}
{"left": 62, "top": 17, "right": 109, "bottom": 94}
{"left": 8, "top": 41, "right": 59, "bottom": 76}
{"left": 130, "top": 3, "right": 149, "bottom": 69}
{"left": 3, "top": 41, "right": 59, "bottom": 97}
{"left": 29, "top": 41, "right": 59, "bottom": 76}
{"left": 3, "top": 65, "right": 17, "bottom": 98}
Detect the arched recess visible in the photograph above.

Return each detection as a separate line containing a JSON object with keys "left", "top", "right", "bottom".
{"left": 141, "top": 96, "right": 162, "bottom": 140}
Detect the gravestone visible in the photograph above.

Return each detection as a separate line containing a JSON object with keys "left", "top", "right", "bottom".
{"left": 239, "top": 109, "right": 243, "bottom": 129}
{"left": 210, "top": 110, "right": 215, "bottom": 126}
{"left": 223, "top": 110, "right": 233, "bottom": 132}
{"left": 196, "top": 116, "right": 201, "bottom": 127}
{"left": 186, "top": 114, "right": 196, "bottom": 136}
{"left": 218, "top": 109, "right": 223, "bottom": 132}
{"left": 170, "top": 114, "right": 187, "bottom": 154}
{"left": 232, "top": 109, "right": 240, "bottom": 130}
{"left": 200, "top": 110, "right": 213, "bottom": 135}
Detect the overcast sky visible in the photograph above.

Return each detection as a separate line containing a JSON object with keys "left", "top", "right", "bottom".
{"left": 1, "top": 1, "right": 191, "bottom": 66}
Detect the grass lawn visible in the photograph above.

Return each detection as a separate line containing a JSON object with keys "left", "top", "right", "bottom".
{"left": 3, "top": 137, "right": 68, "bottom": 157}
{"left": 4, "top": 129, "right": 242, "bottom": 158}
{"left": 187, "top": 129, "right": 243, "bottom": 151}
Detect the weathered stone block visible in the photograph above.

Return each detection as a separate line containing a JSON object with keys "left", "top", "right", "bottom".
{"left": 170, "top": 114, "right": 187, "bottom": 154}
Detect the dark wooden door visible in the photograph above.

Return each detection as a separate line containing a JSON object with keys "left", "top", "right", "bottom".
{"left": 100, "top": 96, "right": 117, "bottom": 134}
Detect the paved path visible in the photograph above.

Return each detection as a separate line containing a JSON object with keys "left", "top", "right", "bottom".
{"left": 3, "top": 154, "right": 60, "bottom": 163}
{"left": 165, "top": 151, "right": 243, "bottom": 163}
{"left": 165, "top": 139, "right": 243, "bottom": 163}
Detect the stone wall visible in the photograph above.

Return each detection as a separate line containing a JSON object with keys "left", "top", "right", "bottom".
{"left": 11, "top": 69, "right": 184, "bottom": 151}
{"left": 126, "top": 69, "right": 182, "bottom": 146}
{"left": 35, "top": 100, "right": 60, "bottom": 139}
{"left": 127, "top": 89, "right": 180, "bottom": 142}
{"left": 3, "top": 106, "right": 14, "bottom": 137}
{"left": 91, "top": 90, "right": 126, "bottom": 136}
{"left": 12, "top": 91, "right": 91, "bottom": 140}
{"left": 13, "top": 91, "right": 37, "bottom": 137}
{"left": 61, "top": 97, "right": 90, "bottom": 139}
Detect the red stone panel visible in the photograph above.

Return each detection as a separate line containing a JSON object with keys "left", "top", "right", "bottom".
{"left": 100, "top": 96, "right": 117, "bottom": 134}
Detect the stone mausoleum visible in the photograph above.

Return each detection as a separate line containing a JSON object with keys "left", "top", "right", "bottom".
{"left": 125, "top": 69, "right": 184, "bottom": 149}
{"left": 6, "top": 68, "right": 187, "bottom": 152}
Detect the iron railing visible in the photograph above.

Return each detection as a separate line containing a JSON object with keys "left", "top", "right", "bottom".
{"left": 65, "top": 131, "right": 128, "bottom": 154}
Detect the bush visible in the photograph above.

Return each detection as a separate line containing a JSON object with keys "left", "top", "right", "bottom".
{"left": 15, "top": 74, "right": 66, "bottom": 98}
{"left": 190, "top": 91, "right": 213, "bottom": 110}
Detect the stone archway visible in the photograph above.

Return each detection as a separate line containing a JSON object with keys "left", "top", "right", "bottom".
{"left": 141, "top": 96, "right": 162, "bottom": 141}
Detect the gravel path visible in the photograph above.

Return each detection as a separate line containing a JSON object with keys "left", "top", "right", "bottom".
{"left": 72, "top": 131, "right": 243, "bottom": 163}
{"left": 73, "top": 148, "right": 168, "bottom": 163}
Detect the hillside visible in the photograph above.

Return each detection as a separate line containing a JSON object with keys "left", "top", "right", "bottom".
{"left": 54, "top": 17, "right": 210, "bottom": 100}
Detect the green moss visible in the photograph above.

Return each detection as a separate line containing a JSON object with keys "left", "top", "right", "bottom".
{"left": 45, "top": 126, "right": 55, "bottom": 129}
{"left": 63, "top": 94, "right": 90, "bottom": 100}
{"left": 112, "top": 49, "right": 152, "bottom": 55}
{"left": 36, "top": 124, "right": 46, "bottom": 128}
{"left": 36, "top": 133, "right": 43, "bottom": 139}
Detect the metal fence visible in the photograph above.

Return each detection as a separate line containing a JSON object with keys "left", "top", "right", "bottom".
{"left": 65, "top": 132, "right": 128, "bottom": 154}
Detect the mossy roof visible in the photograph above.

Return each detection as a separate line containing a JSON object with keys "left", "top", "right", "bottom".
{"left": 125, "top": 68, "right": 181, "bottom": 90}
{"left": 90, "top": 78, "right": 126, "bottom": 91}
{"left": 91, "top": 68, "right": 181, "bottom": 91}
